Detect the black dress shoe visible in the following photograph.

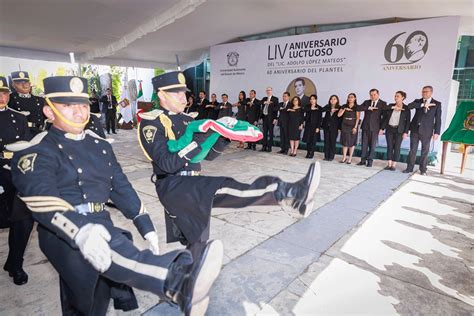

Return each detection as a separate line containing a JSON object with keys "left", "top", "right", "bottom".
{"left": 402, "top": 169, "right": 413, "bottom": 174}
{"left": 112, "top": 131, "right": 117, "bottom": 134}
{"left": 307, "top": 153, "right": 314, "bottom": 159}
{"left": 420, "top": 171, "right": 427, "bottom": 176}
{"left": 390, "top": 166, "right": 396, "bottom": 171}
{"left": 305, "top": 152, "right": 310, "bottom": 158}
{"left": 366, "top": 161, "right": 373, "bottom": 167}
{"left": 357, "top": 161, "right": 366, "bottom": 166}
{"left": 276, "top": 162, "right": 321, "bottom": 218}
{"left": 245, "top": 146, "right": 252, "bottom": 150}
{"left": 266, "top": 147, "right": 272, "bottom": 152}
{"left": 384, "top": 166, "right": 391, "bottom": 170}
{"left": 7, "top": 269, "right": 28, "bottom": 285}
{"left": 166, "top": 240, "right": 223, "bottom": 316}
{"left": 260, "top": 147, "right": 267, "bottom": 152}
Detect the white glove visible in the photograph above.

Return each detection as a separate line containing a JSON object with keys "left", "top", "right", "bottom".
{"left": 75, "top": 223, "right": 112, "bottom": 273}
{"left": 0, "top": 186, "right": 4, "bottom": 194}
{"left": 144, "top": 231, "right": 160, "bottom": 255}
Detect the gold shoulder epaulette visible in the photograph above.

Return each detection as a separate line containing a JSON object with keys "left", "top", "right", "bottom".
{"left": 139, "top": 109, "right": 163, "bottom": 120}
{"left": 84, "top": 130, "right": 114, "bottom": 144}
{"left": 8, "top": 107, "right": 30, "bottom": 116}
{"left": 5, "top": 131, "right": 48, "bottom": 152}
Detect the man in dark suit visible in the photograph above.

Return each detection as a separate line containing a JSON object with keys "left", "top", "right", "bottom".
{"left": 89, "top": 89, "right": 100, "bottom": 114}
{"left": 357, "top": 89, "right": 387, "bottom": 167}
{"left": 100, "top": 88, "right": 118, "bottom": 134}
{"left": 217, "top": 94, "right": 233, "bottom": 119}
{"left": 245, "top": 89, "right": 261, "bottom": 150}
{"left": 260, "top": 87, "right": 279, "bottom": 152}
{"left": 403, "top": 86, "right": 442, "bottom": 175}
{"left": 196, "top": 91, "right": 210, "bottom": 120}
{"left": 277, "top": 92, "right": 291, "bottom": 154}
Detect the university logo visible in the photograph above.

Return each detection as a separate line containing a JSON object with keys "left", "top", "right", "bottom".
{"left": 227, "top": 52, "right": 239, "bottom": 67}
{"left": 384, "top": 30, "right": 428, "bottom": 64}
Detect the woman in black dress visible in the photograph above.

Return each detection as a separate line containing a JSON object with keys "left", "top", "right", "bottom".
{"left": 302, "top": 94, "right": 323, "bottom": 159}
{"left": 233, "top": 90, "right": 247, "bottom": 148}
{"left": 321, "top": 95, "right": 341, "bottom": 161}
{"left": 338, "top": 93, "right": 360, "bottom": 164}
{"left": 206, "top": 93, "right": 219, "bottom": 120}
{"left": 287, "top": 96, "right": 304, "bottom": 157}
{"left": 184, "top": 95, "right": 197, "bottom": 114}
{"left": 382, "top": 90, "right": 411, "bottom": 171}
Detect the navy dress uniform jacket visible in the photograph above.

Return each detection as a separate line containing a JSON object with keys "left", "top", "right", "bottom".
{"left": 138, "top": 109, "right": 230, "bottom": 243}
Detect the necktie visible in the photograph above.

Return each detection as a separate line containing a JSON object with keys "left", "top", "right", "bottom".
{"left": 108, "top": 96, "right": 112, "bottom": 109}
{"left": 263, "top": 98, "right": 269, "bottom": 115}
{"left": 371, "top": 101, "right": 375, "bottom": 109}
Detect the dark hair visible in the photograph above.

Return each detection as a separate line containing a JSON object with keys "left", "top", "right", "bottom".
{"left": 221, "top": 94, "right": 228, "bottom": 98}
{"left": 294, "top": 78, "right": 306, "bottom": 86}
{"left": 369, "top": 88, "right": 379, "bottom": 94}
{"left": 106, "top": 88, "right": 111, "bottom": 91}
{"left": 211, "top": 93, "right": 217, "bottom": 97}
{"left": 309, "top": 94, "right": 317, "bottom": 100}
{"left": 188, "top": 95, "right": 195, "bottom": 102}
{"left": 250, "top": 89, "right": 256, "bottom": 94}
{"left": 291, "top": 96, "right": 301, "bottom": 108}
{"left": 346, "top": 93, "right": 357, "bottom": 105}
{"left": 422, "top": 85, "right": 433, "bottom": 91}
{"left": 283, "top": 91, "right": 290, "bottom": 97}
{"left": 239, "top": 90, "right": 246, "bottom": 100}
{"left": 199, "top": 90, "right": 206, "bottom": 95}
{"left": 328, "top": 94, "right": 340, "bottom": 106}
{"left": 395, "top": 90, "right": 407, "bottom": 99}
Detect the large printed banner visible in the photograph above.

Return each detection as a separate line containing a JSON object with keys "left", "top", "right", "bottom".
{"left": 210, "top": 17, "right": 460, "bottom": 150}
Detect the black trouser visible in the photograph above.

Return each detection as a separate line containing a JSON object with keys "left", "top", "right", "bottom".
{"left": 4, "top": 216, "right": 34, "bottom": 272}
{"left": 157, "top": 175, "right": 280, "bottom": 245}
{"left": 385, "top": 126, "right": 403, "bottom": 162}
{"left": 105, "top": 110, "right": 116, "bottom": 133}
{"left": 361, "top": 130, "right": 378, "bottom": 162}
{"left": 262, "top": 116, "right": 274, "bottom": 149}
{"left": 306, "top": 131, "right": 320, "bottom": 154}
{"left": 246, "top": 121, "right": 258, "bottom": 149}
{"left": 279, "top": 121, "right": 289, "bottom": 152}
{"left": 39, "top": 223, "right": 188, "bottom": 315}
{"left": 323, "top": 128, "right": 338, "bottom": 160}
{"left": 1, "top": 169, "right": 34, "bottom": 272}
{"left": 407, "top": 131, "right": 431, "bottom": 172}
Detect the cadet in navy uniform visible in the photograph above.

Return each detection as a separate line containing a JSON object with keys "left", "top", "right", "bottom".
{"left": 8, "top": 71, "right": 45, "bottom": 135}
{"left": 0, "top": 76, "right": 33, "bottom": 285}
{"left": 403, "top": 85, "right": 442, "bottom": 175}
{"left": 138, "top": 71, "right": 321, "bottom": 260}
{"left": 357, "top": 89, "right": 388, "bottom": 167}
{"left": 9, "top": 76, "right": 223, "bottom": 316}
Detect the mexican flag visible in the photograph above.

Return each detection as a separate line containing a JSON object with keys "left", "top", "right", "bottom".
{"left": 167, "top": 117, "right": 263, "bottom": 163}
{"left": 151, "top": 90, "right": 160, "bottom": 110}
{"left": 137, "top": 81, "right": 143, "bottom": 99}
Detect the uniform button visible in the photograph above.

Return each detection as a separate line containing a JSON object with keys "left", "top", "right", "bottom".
{"left": 83, "top": 194, "right": 87, "bottom": 199}
{"left": 68, "top": 155, "right": 73, "bottom": 160}
{"left": 16, "top": 135, "right": 19, "bottom": 139}
{"left": 108, "top": 162, "right": 111, "bottom": 166}
{"left": 110, "top": 188, "right": 113, "bottom": 191}
{"left": 77, "top": 168, "right": 83, "bottom": 173}
{"left": 94, "top": 140, "right": 99, "bottom": 144}
{"left": 110, "top": 176, "right": 113, "bottom": 179}
{"left": 78, "top": 181, "right": 83, "bottom": 186}
{"left": 12, "top": 120, "right": 16, "bottom": 123}
{"left": 102, "top": 150, "right": 107, "bottom": 154}
{"left": 58, "top": 144, "right": 63, "bottom": 149}
{"left": 185, "top": 163, "right": 188, "bottom": 166}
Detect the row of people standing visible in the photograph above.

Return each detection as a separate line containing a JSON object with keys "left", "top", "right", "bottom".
{"left": 187, "top": 86, "right": 441, "bottom": 175}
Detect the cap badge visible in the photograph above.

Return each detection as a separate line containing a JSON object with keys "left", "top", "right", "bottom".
{"left": 19, "top": 72, "right": 25, "bottom": 79}
{"left": 178, "top": 73, "right": 186, "bottom": 84}
{"left": 70, "top": 77, "right": 84, "bottom": 93}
